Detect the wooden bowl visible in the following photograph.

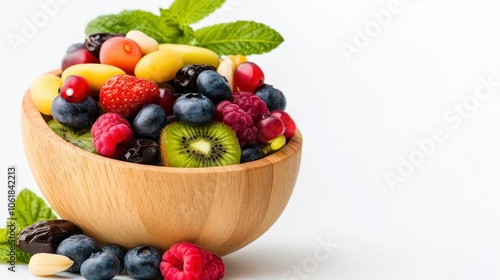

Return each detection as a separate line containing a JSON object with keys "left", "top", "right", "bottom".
{"left": 20, "top": 89, "right": 302, "bottom": 256}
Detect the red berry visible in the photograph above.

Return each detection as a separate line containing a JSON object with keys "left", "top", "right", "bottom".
{"left": 257, "top": 115, "right": 285, "bottom": 143}
{"left": 100, "top": 75, "right": 160, "bottom": 118}
{"left": 270, "top": 110, "right": 296, "bottom": 139}
{"left": 91, "top": 113, "right": 134, "bottom": 158}
{"left": 155, "top": 87, "right": 177, "bottom": 115}
{"left": 231, "top": 91, "right": 270, "bottom": 124}
{"left": 60, "top": 75, "right": 90, "bottom": 103}
{"left": 61, "top": 48, "right": 99, "bottom": 71}
{"left": 234, "top": 62, "right": 265, "bottom": 92}
{"left": 160, "top": 242, "right": 225, "bottom": 280}
{"left": 215, "top": 101, "right": 258, "bottom": 145}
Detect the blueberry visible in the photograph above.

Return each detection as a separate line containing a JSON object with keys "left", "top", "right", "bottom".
{"left": 241, "top": 145, "right": 264, "bottom": 163}
{"left": 132, "top": 104, "right": 167, "bottom": 140}
{"left": 255, "top": 84, "right": 286, "bottom": 111}
{"left": 51, "top": 95, "right": 99, "bottom": 129}
{"left": 101, "top": 244, "right": 127, "bottom": 272}
{"left": 173, "top": 93, "right": 215, "bottom": 125}
{"left": 80, "top": 251, "right": 121, "bottom": 280}
{"left": 55, "top": 234, "right": 100, "bottom": 273}
{"left": 124, "top": 245, "right": 161, "bottom": 280}
{"left": 196, "top": 70, "right": 232, "bottom": 104}
{"left": 174, "top": 64, "right": 217, "bottom": 93}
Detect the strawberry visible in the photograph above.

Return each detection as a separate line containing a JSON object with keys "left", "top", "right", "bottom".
{"left": 100, "top": 74, "right": 160, "bottom": 118}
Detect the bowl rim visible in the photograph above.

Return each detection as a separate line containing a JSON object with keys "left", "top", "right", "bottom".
{"left": 22, "top": 72, "right": 302, "bottom": 174}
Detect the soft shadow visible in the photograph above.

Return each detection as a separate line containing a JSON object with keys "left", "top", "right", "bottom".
{"left": 223, "top": 245, "right": 311, "bottom": 279}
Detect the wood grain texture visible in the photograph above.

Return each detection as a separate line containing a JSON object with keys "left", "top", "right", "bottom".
{"left": 20, "top": 88, "right": 302, "bottom": 256}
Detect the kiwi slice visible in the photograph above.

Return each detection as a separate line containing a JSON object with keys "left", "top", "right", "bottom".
{"left": 160, "top": 121, "right": 241, "bottom": 167}
{"left": 47, "top": 119, "right": 95, "bottom": 153}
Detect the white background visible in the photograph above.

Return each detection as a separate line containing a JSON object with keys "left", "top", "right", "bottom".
{"left": 2, "top": 0, "right": 500, "bottom": 279}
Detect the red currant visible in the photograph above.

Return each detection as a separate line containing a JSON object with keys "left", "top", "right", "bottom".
{"left": 234, "top": 62, "right": 265, "bottom": 92}
{"left": 155, "top": 87, "right": 177, "bottom": 115}
{"left": 257, "top": 115, "right": 285, "bottom": 143}
{"left": 61, "top": 48, "right": 99, "bottom": 71}
{"left": 60, "top": 75, "right": 90, "bottom": 103}
{"left": 270, "top": 110, "right": 296, "bottom": 138}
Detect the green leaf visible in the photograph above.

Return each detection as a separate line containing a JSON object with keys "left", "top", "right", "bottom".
{"left": 0, "top": 245, "right": 11, "bottom": 263}
{"left": 15, "top": 189, "right": 57, "bottom": 229}
{"left": 85, "top": 10, "right": 171, "bottom": 44}
{"left": 194, "top": 21, "right": 284, "bottom": 55}
{"left": 0, "top": 245, "right": 32, "bottom": 264}
{"left": 16, "top": 249, "right": 31, "bottom": 264}
{"left": 159, "top": 9, "right": 196, "bottom": 44}
{"left": 170, "top": 0, "right": 225, "bottom": 24}
{"left": 0, "top": 229, "right": 5, "bottom": 244}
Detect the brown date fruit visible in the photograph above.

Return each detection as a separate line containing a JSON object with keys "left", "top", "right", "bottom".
{"left": 17, "top": 219, "right": 83, "bottom": 254}
{"left": 123, "top": 139, "right": 161, "bottom": 165}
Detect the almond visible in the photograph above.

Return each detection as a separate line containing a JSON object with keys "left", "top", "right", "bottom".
{"left": 28, "top": 253, "right": 74, "bottom": 276}
{"left": 217, "top": 58, "right": 235, "bottom": 91}
{"left": 126, "top": 30, "right": 159, "bottom": 55}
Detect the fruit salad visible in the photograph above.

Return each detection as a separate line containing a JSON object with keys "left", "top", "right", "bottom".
{"left": 29, "top": 30, "right": 296, "bottom": 168}
{"left": 21, "top": 1, "right": 295, "bottom": 279}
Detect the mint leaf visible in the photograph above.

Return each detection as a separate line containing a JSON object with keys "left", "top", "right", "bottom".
{"left": 16, "top": 249, "right": 31, "bottom": 264}
{"left": 86, "top": 10, "right": 171, "bottom": 43}
{"left": 0, "top": 245, "right": 11, "bottom": 263}
{"left": 15, "top": 189, "right": 57, "bottom": 229}
{"left": 159, "top": 9, "right": 196, "bottom": 44}
{"left": 170, "top": 0, "right": 225, "bottom": 24}
{"left": 195, "top": 21, "right": 284, "bottom": 55}
{"left": 0, "top": 245, "right": 30, "bottom": 265}
{"left": 0, "top": 229, "right": 5, "bottom": 244}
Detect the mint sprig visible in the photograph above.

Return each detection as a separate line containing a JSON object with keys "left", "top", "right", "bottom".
{"left": 195, "top": 21, "right": 284, "bottom": 56}
{"left": 85, "top": 0, "right": 283, "bottom": 55}
{"left": 170, "top": 0, "right": 225, "bottom": 25}
{"left": 0, "top": 189, "right": 57, "bottom": 264}
{"left": 159, "top": 8, "right": 196, "bottom": 44}
{"left": 85, "top": 10, "right": 166, "bottom": 43}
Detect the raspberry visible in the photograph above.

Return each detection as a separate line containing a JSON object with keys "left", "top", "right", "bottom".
{"left": 215, "top": 100, "right": 257, "bottom": 145}
{"left": 231, "top": 91, "right": 270, "bottom": 124}
{"left": 160, "top": 242, "right": 225, "bottom": 280}
{"left": 91, "top": 113, "right": 134, "bottom": 159}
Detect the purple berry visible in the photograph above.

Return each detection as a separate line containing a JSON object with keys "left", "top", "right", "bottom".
{"left": 132, "top": 103, "right": 167, "bottom": 140}
{"left": 173, "top": 93, "right": 215, "bottom": 125}
{"left": 81, "top": 251, "right": 121, "bottom": 280}
{"left": 124, "top": 245, "right": 161, "bottom": 279}
{"left": 55, "top": 234, "right": 100, "bottom": 273}
{"left": 241, "top": 145, "right": 264, "bottom": 163}
{"left": 255, "top": 84, "right": 286, "bottom": 111}
{"left": 51, "top": 95, "right": 99, "bottom": 129}
{"left": 196, "top": 70, "right": 232, "bottom": 104}
{"left": 101, "top": 244, "right": 127, "bottom": 272}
